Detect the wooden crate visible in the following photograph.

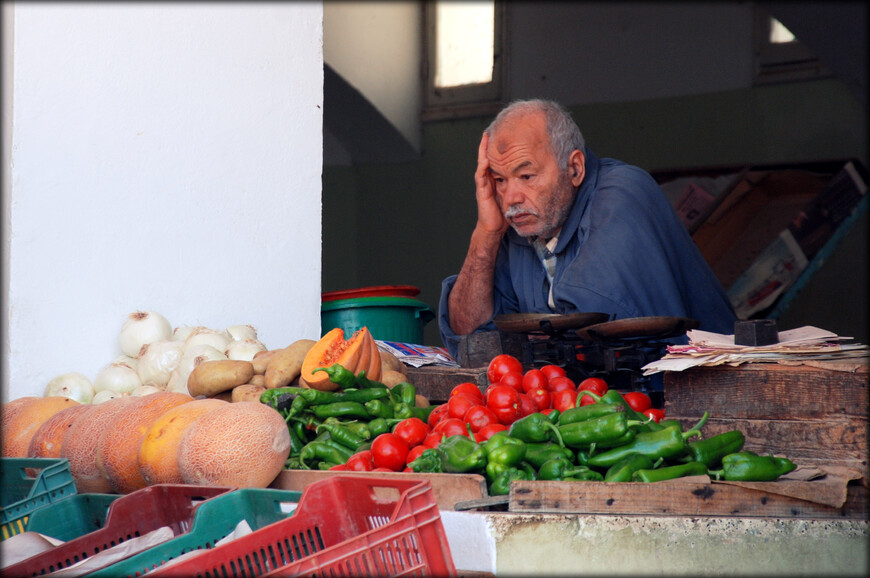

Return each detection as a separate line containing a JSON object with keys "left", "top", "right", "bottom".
{"left": 405, "top": 365, "right": 488, "bottom": 403}
{"left": 664, "top": 364, "right": 869, "bottom": 480}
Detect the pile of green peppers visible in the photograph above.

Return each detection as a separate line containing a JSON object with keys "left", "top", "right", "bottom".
{"left": 408, "top": 390, "right": 796, "bottom": 496}
{"left": 259, "top": 363, "right": 434, "bottom": 471}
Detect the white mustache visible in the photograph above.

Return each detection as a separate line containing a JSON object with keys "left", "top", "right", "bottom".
{"left": 504, "top": 206, "right": 538, "bottom": 219}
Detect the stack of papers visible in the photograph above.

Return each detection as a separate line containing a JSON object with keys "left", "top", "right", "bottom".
{"left": 642, "top": 326, "right": 868, "bottom": 375}
{"left": 376, "top": 340, "right": 460, "bottom": 368}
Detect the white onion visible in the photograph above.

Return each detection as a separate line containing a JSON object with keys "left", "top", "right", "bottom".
{"left": 184, "top": 327, "right": 232, "bottom": 353}
{"left": 92, "top": 390, "right": 121, "bottom": 404}
{"left": 112, "top": 355, "right": 139, "bottom": 371}
{"left": 119, "top": 311, "right": 172, "bottom": 358}
{"left": 225, "top": 339, "right": 267, "bottom": 361}
{"left": 44, "top": 372, "right": 94, "bottom": 404}
{"left": 131, "top": 385, "right": 161, "bottom": 397}
{"left": 226, "top": 324, "right": 258, "bottom": 342}
{"left": 136, "top": 340, "right": 183, "bottom": 388}
{"left": 171, "top": 325, "right": 202, "bottom": 342}
{"left": 93, "top": 363, "right": 142, "bottom": 395}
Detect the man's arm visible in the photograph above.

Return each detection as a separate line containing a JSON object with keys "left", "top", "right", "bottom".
{"left": 447, "top": 133, "right": 509, "bottom": 335}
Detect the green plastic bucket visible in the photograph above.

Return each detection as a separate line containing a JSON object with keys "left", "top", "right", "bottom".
{"left": 321, "top": 296, "right": 435, "bottom": 344}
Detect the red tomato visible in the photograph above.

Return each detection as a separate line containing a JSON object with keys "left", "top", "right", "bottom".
{"left": 328, "top": 463, "right": 348, "bottom": 471}
{"left": 541, "top": 408, "right": 557, "bottom": 417}
{"left": 623, "top": 392, "right": 652, "bottom": 413}
{"left": 427, "top": 403, "right": 449, "bottom": 429}
{"left": 540, "top": 364, "right": 567, "bottom": 381}
{"left": 450, "top": 382, "right": 485, "bottom": 403}
{"left": 527, "top": 387, "right": 551, "bottom": 411}
{"left": 434, "top": 417, "right": 470, "bottom": 438}
{"left": 551, "top": 389, "right": 578, "bottom": 412}
{"left": 486, "top": 384, "right": 520, "bottom": 425}
{"left": 393, "top": 417, "right": 430, "bottom": 447}
{"left": 463, "top": 404, "right": 500, "bottom": 432}
{"left": 577, "top": 377, "right": 609, "bottom": 397}
{"left": 643, "top": 408, "right": 665, "bottom": 423}
{"left": 521, "top": 369, "right": 548, "bottom": 393}
{"left": 474, "top": 423, "right": 508, "bottom": 443}
{"left": 372, "top": 467, "right": 394, "bottom": 472}
{"left": 517, "top": 393, "right": 538, "bottom": 418}
{"left": 497, "top": 370, "right": 524, "bottom": 394}
{"left": 422, "top": 430, "right": 444, "bottom": 449}
{"left": 578, "top": 393, "right": 597, "bottom": 407}
{"left": 548, "top": 376, "right": 576, "bottom": 394}
{"left": 487, "top": 354, "right": 523, "bottom": 384}
{"left": 405, "top": 444, "right": 428, "bottom": 465}
{"left": 345, "top": 450, "right": 375, "bottom": 472}
{"left": 371, "top": 433, "right": 409, "bottom": 472}
{"left": 447, "top": 393, "right": 482, "bottom": 420}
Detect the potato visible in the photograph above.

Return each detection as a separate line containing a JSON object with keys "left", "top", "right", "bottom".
{"left": 252, "top": 350, "right": 278, "bottom": 375}
{"left": 380, "top": 369, "right": 409, "bottom": 389}
{"left": 248, "top": 374, "right": 266, "bottom": 388}
{"left": 379, "top": 350, "right": 405, "bottom": 374}
{"left": 188, "top": 360, "right": 254, "bottom": 398}
{"left": 415, "top": 394, "right": 430, "bottom": 408}
{"left": 232, "top": 383, "right": 267, "bottom": 403}
{"left": 265, "top": 339, "right": 317, "bottom": 389}
{"left": 212, "top": 390, "right": 233, "bottom": 402}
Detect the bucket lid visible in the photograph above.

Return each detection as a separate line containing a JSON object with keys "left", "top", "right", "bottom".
{"left": 321, "top": 285, "right": 420, "bottom": 302}
{"left": 320, "top": 296, "right": 432, "bottom": 312}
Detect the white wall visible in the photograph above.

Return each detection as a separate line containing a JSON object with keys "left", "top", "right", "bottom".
{"left": 3, "top": 3, "right": 324, "bottom": 401}
{"left": 324, "top": 1, "right": 421, "bottom": 152}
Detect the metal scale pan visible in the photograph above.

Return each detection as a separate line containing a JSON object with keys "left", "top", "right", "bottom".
{"left": 493, "top": 312, "right": 610, "bottom": 335}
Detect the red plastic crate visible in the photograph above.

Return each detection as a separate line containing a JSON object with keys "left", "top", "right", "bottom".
{"left": 4, "top": 484, "right": 232, "bottom": 576}
{"left": 147, "top": 475, "right": 457, "bottom": 577}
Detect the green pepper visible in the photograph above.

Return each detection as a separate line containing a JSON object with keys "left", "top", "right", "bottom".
{"left": 558, "top": 402, "right": 624, "bottom": 426}
{"left": 708, "top": 451, "right": 797, "bottom": 482}
{"left": 315, "top": 423, "right": 367, "bottom": 450}
{"left": 538, "top": 457, "right": 602, "bottom": 482}
{"left": 410, "top": 405, "right": 435, "bottom": 422}
{"left": 523, "top": 442, "right": 575, "bottom": 469}
{"left": 489, "top": 466, "right": 533, "bottom": 496}
{"left": 508, "top": 412, "right": 566, "bottom": 447}
{"left": 586, "top": 412, "right": 709, "bottom": 468}
{"left": 364, "top": 399, "right": 395, "bottom": 419}
{"left": 485, "top": 443, "right": 528, "bottom": 482}
{"left": 392, "top": 402, "right": 414, "bottom": 421}
{"left": 579, "top": 390, "right": 659, "bottom": 433}
{"left": 335, "top": 387, "right": 391, "bottom": 405}
{"left": 299, "top": 441, "right": 351, "bottom": 470}
{"left": 260, "top": 386, "right": 309, "bottom": 409}
{"left": 593, "top": 429, "right": 636, "bottom": 449}
{"left": 575, "top": 447, "right": 593, "bottom": 467}
{"left": 311, "top": 401, "right": 371, "bottom": 421}
{"left": 354, "top": 369, "right": 388, "bottom": 389}
{"left": 367, "top": 417, "right": 400, "bottom": 437}
{"left": 659, "top": 419, "right": 684, "bottom": 431}
{"left": 545, "top": 410, "right": 560, "bottom": 424}
{"left": 437, "top": 435, "right": 487, "bottom": 473}
{"left": 633, "top": 460, "right": 708, "bottom": 482}
{"left": 603, "top": 453, "right": 655, "bottom": 482}
{"left": 483, "top": 431, "right": 524, "bottom": 454}
{"left": 390, "top": 382, "right": 417, "bottom": 407}
{"left": 286, "top": 423, "right": 306, "bottom": 456}
{"left": 312, "top": 364, "right": 357, "bottom": 389}
{"left": 408, "top": 448, "right": 443, "bottom": 473}
{"left": 285, "top": 456, "right": 303, "bottom": 470}
{"left": 682, "top": 430, "right": 745, "bottom": 468}
{"left": 563, "top": 469, "right": 605, "bottom": 481}
{"left": 557, "top": 411, "right": 643, "bottom": 448}
{"left": 335, "top": 420, "right": 372, "bottom": 441}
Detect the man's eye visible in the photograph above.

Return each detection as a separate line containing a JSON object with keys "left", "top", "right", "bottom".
{"left": 520, "top": 174, "right": 533, "bottom": 180}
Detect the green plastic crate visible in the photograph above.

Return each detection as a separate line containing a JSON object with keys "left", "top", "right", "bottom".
{"left": 321, "top": 296, "right": 435, "bottom": 343}
{"left": 25, "top": 493, "right": 120, "bottom": 542}
{"left": 88, "top": 487, "right": 302, "bottom": 578}
{"left": 1, "top": 457, "right": 78, "bottom": 540}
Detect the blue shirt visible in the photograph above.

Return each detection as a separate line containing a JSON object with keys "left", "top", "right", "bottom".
{"left": 438, "top": 149, "right": 737, "bottom": 358}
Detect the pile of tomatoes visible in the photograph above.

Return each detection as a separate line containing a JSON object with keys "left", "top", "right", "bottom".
{"left": 330, "top": 353, "right": 664, "bottom": 474}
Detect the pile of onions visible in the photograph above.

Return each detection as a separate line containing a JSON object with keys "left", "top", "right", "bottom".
{"left": 93, "top": 362, "right": 142, "bottom": 396}
{"left": 44, "top": 372, "right": 95, "bottom": 404}
{"left": 136, "top": 340, "right": 183, "bottom": 388}
{"left": 225, "top": 339, "right": 267, "bottom": 361}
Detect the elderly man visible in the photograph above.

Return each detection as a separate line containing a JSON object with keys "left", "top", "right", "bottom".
{"left": 438, "top": 99, "right": 736, "bottom": 358}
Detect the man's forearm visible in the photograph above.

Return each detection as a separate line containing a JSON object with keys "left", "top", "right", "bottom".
{"left": 448, "top": 228, "right": 503, "bottom": 335}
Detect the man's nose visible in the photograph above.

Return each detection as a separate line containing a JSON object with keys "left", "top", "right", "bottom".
{"left": 502, "top": 179, "right": 526, "bottom": 206}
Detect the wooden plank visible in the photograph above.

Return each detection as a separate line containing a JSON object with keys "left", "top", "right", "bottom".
{"left": 270, "top": 470, "right": 488, "bottom": 511}
{"left": 508, "top": 479, "right": 867, "bottom": 519}
{"left": 664, "top": 364, "right": 869, "bottom": 419}
{"left": 405, "top": 365, "right": 488, "bottom": 403}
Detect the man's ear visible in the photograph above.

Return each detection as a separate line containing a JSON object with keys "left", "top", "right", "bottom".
{"left": 568, "top": 150, "right": 585, "bottom": 187}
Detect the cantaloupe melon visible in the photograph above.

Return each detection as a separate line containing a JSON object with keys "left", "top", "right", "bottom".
{"left": 2, "top": 396, "right": 81, "bottom": 458}
{"left": 28, "top": 404, "right": 93, "bottom": 459}
{"left": 139, "top": 398, "right": 227, "bottom": 486}
{"left": 1, "top": 397, "right": 40, "bottom": 457}
{"left": 96, "top": 391, "right": 193, "bottom": 494}
{"left": 61, "top": 396, "right": 138, "bottom": 493}
{"left": 177, "top": 401, "right": 291, "bottom": 488}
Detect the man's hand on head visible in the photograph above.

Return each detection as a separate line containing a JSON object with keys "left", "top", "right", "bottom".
{"left": 474, "top": 132, "right": 509, "bottom": 238}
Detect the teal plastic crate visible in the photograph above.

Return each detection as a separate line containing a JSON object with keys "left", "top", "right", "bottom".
{"left": 1, "top": 457, "right": 77, "bottom": 540}
{"left": 321, "top": 296, "right": 435, "bottom": 343}
{"left": 88, "top": 487, "right": 302, "bottom": 578}
{"left": 25, "top": 493, "right": 120, "bottom": 542}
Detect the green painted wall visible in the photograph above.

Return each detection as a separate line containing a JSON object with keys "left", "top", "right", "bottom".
{"left": 323, "top": 79, "right": 867, "bottom": 347}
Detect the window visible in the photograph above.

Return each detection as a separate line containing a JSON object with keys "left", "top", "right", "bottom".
{"left": 423, "top": 1, "right": 506, "bottom": 120}
{"left": 754, "top": 7, "right": 831, "bottom": 85}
